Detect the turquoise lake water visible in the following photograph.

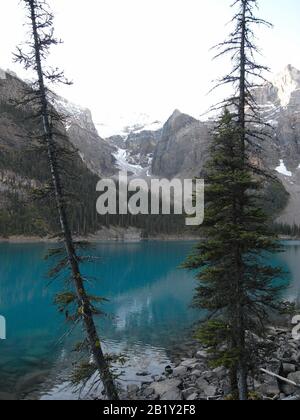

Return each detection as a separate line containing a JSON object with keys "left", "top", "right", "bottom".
{"left": 0, "top": 240, "right": 299, "bottom": 399}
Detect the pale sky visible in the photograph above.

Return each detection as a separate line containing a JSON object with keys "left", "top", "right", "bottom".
{"left": 0, "top": 0, "right": 300, "bottom": 136}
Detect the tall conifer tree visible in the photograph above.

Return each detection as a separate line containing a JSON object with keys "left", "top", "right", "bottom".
{"left": 184, "top": 0, "right": 285, "bottom": 400}
{"left": 15, "top": 0, "right": 119, "bottom": 400}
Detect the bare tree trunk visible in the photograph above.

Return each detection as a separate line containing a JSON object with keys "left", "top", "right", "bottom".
{"left": 237, "top": 323, "right": 248, "bottom": 400}
{"left": 237, "top": 1, "right": 248, "bottom": 400}
{"left": 239, "top": 0, "right": 247, "bottom": 158}
{"left": 28, "top": 0, "right": 119, "bottom": 400}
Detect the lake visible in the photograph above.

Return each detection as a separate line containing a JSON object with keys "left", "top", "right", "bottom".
{"left": 0, "top": 240, "right": 298, "bottom": 399}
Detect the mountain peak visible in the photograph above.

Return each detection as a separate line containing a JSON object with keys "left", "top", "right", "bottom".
{"left": 0, "top": 68, "right": 6, "bottom": 80}
{"left": 170, "top": 109, "right": 182, "bottom": 118}
{"left": 164, "top": 109, "right": 197, "bottom": 131}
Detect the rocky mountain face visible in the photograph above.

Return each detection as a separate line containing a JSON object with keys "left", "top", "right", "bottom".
{"left": 252, "top": 65, "right": 300, "bottom": 225}
{"left": 2, "top": 64, "right": 300, "bottom": 233}
{"left": 151, "top": 110, "right": 212, "bottom": 178}
{"left": 107, "top": 129, "right": 161, "bottom": 176}
{"left": 121, "top": 65, "right": 300, "bottom": 225}
{"left": 0, "top": 69, "right": 115, "bottom": 178}
{"left": 0, "top": 69, "right": 101, "bottom": 235}
{"left": 51, "top": 93, "right": 115, "bottom": 177}
{"left": 148, "top": 66, "right": 300, "bottom": 183}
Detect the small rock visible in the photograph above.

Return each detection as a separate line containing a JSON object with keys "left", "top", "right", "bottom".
{"left": 127, "top": 384, "right": 139, "bottom": 395}
{"left": 258, "top": 378, "right": 280, "bottom": 397}
{"left": 196, "top": 378, "right": 217, "bottom": 397}
{"left": 282, "top": 363, "right": 297, "bottom": 375}
{"left": 149, "top": 379, "right": 182, "bottom": 400}
{"left": 213, "top": 366, "right": 227, "bottom": 378}
{"left": 290, "top": 353, "right": 300, "bottom": 364}
{"left": 282, "top": 371, "right": 300, "bottom": 395}
{"left": 201, "top": 371, "right": 215, "bottom": 381}
{"left": 172, "top": 366, "right": 188, "bottom": 377}
{"left": 204, "top": 385, "right": 218, "bottom": 397}
{"left": 181, "top": 358, "right": 198, "bottom": 368}
{"left": 143, "top": 387, "right": 154, "bottom": 398}
{"left": 288, "top": 371, "right": 300, "bottom": 383}
{"left": 165, "top": 366, "right": 173, "bottom": 375}
{"left": 161, "top": 389, "right": 183, "bottom": 400}
{"left": 191, "top": 370, "right": 202, "bottom": 378}
{"left": 196, "top": 350, "right": 207, "bottom": 360}
{"left": 182, "top": 387, "right": 198, "bottom": 399}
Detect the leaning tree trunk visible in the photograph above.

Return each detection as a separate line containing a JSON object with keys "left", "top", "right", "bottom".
{"left": 28, "top": 0, "right": 119, "bottom": 400}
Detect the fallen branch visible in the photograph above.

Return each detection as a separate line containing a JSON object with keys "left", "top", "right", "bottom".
{"left": 260, "top": 368, "right": 300, "bottom": 388}
{"left": 207, "top": 395, "right": 222, "bottom": 400}
{"left": 262, "top": 394, "right": 280, "bottom": 401}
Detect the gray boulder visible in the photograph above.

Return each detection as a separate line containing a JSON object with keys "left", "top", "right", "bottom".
{"left": 282, "top": 372, "right": 300, "bottom": 395}
{"left": 196, "top": 350, "right": 208, "bottom": 360}
{"left": 183, "top": 387, "right": 198, "bottom": 399}
{"left": 191, "top": 369, "right": 202, "bottom": 378}
{"left": 196, "top": 378, "right": 217, "bottom": 397}
{"left": 180, "top": 358, "right": 198, "bottom": 368}
{"left": 149, "top": 379, "right": 182, "bottom": 400}
{"left": 258, "top": 378, "right": 280, "bottom": 397}
{"left": 282, "top": 363, "right": 297, "bottom": 375}
{"left": 127, "top": 384, "right": 139, "bottom": 395}
{"left": 172, "top": 366, "right": 188, "bottom": 377}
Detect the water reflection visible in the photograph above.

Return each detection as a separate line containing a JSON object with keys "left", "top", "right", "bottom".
{"left": 0, "top": 240, "right": 300, "bottom": 398}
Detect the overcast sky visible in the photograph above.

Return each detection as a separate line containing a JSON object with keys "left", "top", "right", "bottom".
{"left": 0, "top": 0, "right": 300, "bottom": 135}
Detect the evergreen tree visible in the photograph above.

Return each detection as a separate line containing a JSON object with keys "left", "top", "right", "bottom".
{"left": 184, "top": 109, "right": 284, "bottom": 400}
{"left": 184, "top": 0, "right": 286, "bottom": 400}
{"left": 15, "top": 0, "right": 119, "bottom": 400}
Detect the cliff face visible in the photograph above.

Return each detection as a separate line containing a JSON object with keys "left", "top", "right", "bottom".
{"left": 2, "top": 64, "right": 300, "bottom": 232}
{"left": 151, "top": 110, "right": 212, "bottom": 178}
{"left": 252, "top": 65, "right": 300, "bottom": 225}
{"left": 50, "top": 93, "right": 116, "bottom": 176}
{"left": 0, "top": 70, "right": 115, "bottom": 178}
{"left": 0, "top": 70, "right": 100, "bottom": 236}
{"left": 146, "top": 66, "right": 300, "bottom": 224}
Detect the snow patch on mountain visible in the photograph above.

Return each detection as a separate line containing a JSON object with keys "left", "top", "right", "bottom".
{"left": 275, "top": 160, "right": 292, "bottom": 177}
{"left": 113, "top": 148, "right": 145, "bottom": 176}
{"left": 273, "top": 65, "right": 300, "bottom": 107}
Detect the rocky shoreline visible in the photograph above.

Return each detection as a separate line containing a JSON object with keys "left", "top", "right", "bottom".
{"left": 124, "top": 326, "right": 300, "bottom": 401}
{"left": 1, "top": 232, "right": 300, "bottom": 245}
{"left": 1, "top": 326, "right": 300, "bottom": 400}
{"left": 0, "top": 227, "right": 200, "bottom": 244}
